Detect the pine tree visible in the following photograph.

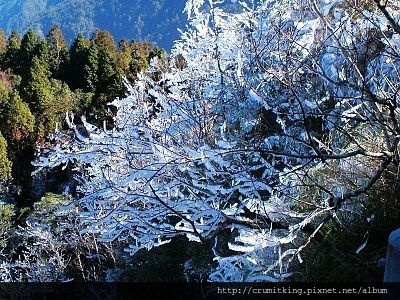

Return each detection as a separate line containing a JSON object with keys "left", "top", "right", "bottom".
{"left": 88, "top": 29, "right": 119, "bottom": 93}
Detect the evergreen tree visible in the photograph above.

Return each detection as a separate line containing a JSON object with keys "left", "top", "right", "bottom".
{"left": 83, "top": 43, "right": 98, "bottom": 92}
{"left": 19, "top": 29, "right": 41, "bottom": 76}
{"left": 0, "top": 201, "right": 15, "bottom": 248}
{"left": 50, "top": 79, "right": 75, "bottom": 117}
{"left": 91, "top": 29, "right": 116, "bottom": 54}
{"left": 0, "top": 30, "right": 7, "bottom": 54}
{"left": 3, "top": 31, "right": 21, "bottom": 73}
{"left": 0, "top": 133, "right": 11, "bottom": 181}
{"left": 46, "top": 25, "right": 68, "bottom": 78}
{"left": 22, "top": 56, "right": 54, "bottom": 131}
{"left": 127, "top": 41, "right": 153, "bottom": 81}
{"left": 92, "top": 47, "right": 127, "bottom": 122}
{"left": 89, "top": 29, "right": 119, "bottom": 90}
{"left": 149, "top": 46, "right": 165, "bottom": 61}
{"left": 0, "top": 79, "right": 8, "bottom": 101}
{"left": 0, "top": 91, "right": 35, "bottom": 142}
{"left": 66, "top": 33, "right": 89, "bottom": 90}
{"left": 96, "top": 48, "right": 117, "bottom": 92}
{"left": 0, "top": 29, "right": 7, "bottom": 67}
{"left": 116, "top": 39, "right": 132, "bottom": 75}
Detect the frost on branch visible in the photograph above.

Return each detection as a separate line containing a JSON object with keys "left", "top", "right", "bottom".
{"left": 33, "top": 0, "right": 400, "bottom": 281}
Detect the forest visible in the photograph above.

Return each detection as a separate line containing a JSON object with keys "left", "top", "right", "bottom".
{"left": 0, "top": 0, "right": 400, "bottom": 284}
{"left": 0, "top": 0, "right": 187, "bottom": 50}
{"left": 0, "top": 25, "right": 168, "bottom": 198}
{"left": 0, "top": 25, "right": 172, "bottom": 280}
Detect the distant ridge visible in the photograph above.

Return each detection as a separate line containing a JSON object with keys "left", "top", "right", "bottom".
{"left": 0, "top": 0, "right": 187, "bottom": 50}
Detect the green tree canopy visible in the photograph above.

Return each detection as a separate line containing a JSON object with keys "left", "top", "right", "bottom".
{"left": 0, "top": 133, "right": 11, "bottom": 180}
{"left": 116, "top": 39, "right": 132, "bottom": 75}
{"left": 66, "top": 33, "right": 90, "bottom": 90}
{"left": 91, "top": 29, "right": 116, "bottom": 54}
{"left": 0, "top": 29, "right": 8, "bottom": 65}
{"left": 21, "top": 55, "right": 53, "bottom": 127}
{"left": 127, "top": 41, "right": 154, "bottom": 81}
{"left": 46, "top": 25, "right": 68, "bottom": 78}
{"left": 3, "top": 31, "right": 21, "bottom": 73}
{"left": 0, "top": 78, "right": 9, "bottom": 101}
{"left": 50, "top": 79, "right": 75, "bottom": 116}
{"left": 83, "top": 43, "right": 99, "bottom": 93}
{"left": 0, "top": 91, "right": 35, "bottom": 142}
{"left": 19, "top": 29, "right": 41, "bottom": 75}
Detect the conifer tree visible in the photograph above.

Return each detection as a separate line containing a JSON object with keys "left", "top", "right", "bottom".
{"left": 127, "top": 41, "right": 153, "bottom": 81}
{"left": 116, "top": 39, "right": 132, "bottom": 75}
{"left": 66, "top": 33, "right": 89, "bottom": 90}
{"left": 46, "top": 25, "right": 68, "bottom": 78}
{"left": 91, "top": 29, "right": 116, "bottom": 54}
{"left": 50, "top": 79, "right": 75, "bottom": 116}
{"left": 22, "top": 56, "right": 55, "bottom": 131}
{"left": 83, "top": 43, "right": 98, "bottom": 92}
{"left": 0, "top": 29, "right": 7, "bottom": 67}
{"left": 0, "top": 80, "right": 8, "bottom": 101}
{"left": 3, "top": 31, "right": 21, "bottom": 73}
{"left": 96, "top": 48, "right": 117, "bottom": 92}
{"left": 0, "top": 133, "right": 11, "bottom": 181}
{"left": 0, "top": 91, "right": 35, "bottom": 142}
{"left": 19, "top": 29, "right": 41, "bottom": 76}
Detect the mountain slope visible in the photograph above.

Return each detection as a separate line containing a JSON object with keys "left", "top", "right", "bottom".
{"left": 0, "top": 0, "right": 187, "bottom": 50}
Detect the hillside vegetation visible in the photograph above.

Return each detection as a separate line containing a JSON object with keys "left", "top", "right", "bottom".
{"left": 0, "top": 26, "right": 168, "bottom": 201}
{"left": 0, "top": 0, "right": 187, "bottom": 50}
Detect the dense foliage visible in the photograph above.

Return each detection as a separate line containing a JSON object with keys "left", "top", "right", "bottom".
{"left": 0, "top": 26, "right": 167, "bottom": 201}
{"left": 0, "top": 22, "right": 170, "bottom": 281}
{"left": 0, "top": 132, "right": 10, "bottom": 180}
{"left": 0, "top": 0, "right": 400, "bottom": 283}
